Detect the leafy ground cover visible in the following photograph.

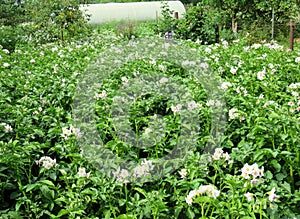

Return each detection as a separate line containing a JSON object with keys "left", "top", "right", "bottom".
{"left": 0, "top": 24, "right": 300, "bottom": 219}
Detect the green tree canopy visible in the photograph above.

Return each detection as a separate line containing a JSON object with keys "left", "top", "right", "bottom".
{"left": 0, "top": 0, "right": 26, "bottom": 26}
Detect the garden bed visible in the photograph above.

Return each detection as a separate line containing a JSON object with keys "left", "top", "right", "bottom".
{"left": 0, "top": 26, "right": 299, "bottom": 218}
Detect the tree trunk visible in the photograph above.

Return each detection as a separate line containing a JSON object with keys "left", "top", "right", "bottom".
{"left": 232, "top": 13, "right": 238, "bottom": 33}
{"left": 215, "top": 24, "right": 220, "bottom": 43}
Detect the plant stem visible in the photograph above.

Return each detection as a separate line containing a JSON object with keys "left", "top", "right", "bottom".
{"left": 17, "top": 167, "right": 30, "bottom": 213}
{"left": 125, "top": 183, "right": 128, "bottom": 212}
{"left": 259, "top": 201, "right": 262, "bottom": 219}
{"left": 205, "top": 203, "right": 211, "bottom": 217}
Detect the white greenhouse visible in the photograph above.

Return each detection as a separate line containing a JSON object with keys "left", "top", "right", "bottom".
{"left": 79, "top": 1, "right": 186, "bottom": 24}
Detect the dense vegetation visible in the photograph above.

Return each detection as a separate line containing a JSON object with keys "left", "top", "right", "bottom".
{"left": 0, "top": 0, "right": 300, "bottom": 218}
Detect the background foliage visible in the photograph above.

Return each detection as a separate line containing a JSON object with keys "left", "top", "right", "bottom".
{"left": 0, "top": 0, "right": 26, "bottom": 26}
{"left": 154, "top": 0, "right": 300, "bottom": 44}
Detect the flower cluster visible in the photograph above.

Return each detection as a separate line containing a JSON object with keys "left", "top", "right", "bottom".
{"left": 121, "top": 76, "right": 128, "bottom": 85}
{"left": 210, "top": 148, "right": 230, "bottom": 162}
{"left": 159, "top": 77, "right": 168, "bottom": 84}
{"left": 113, "top": 168, "right": 130, "bottom": 184}
{"left": 181, "top": 60, "right": 196, "bottom": 66}
{"left": 286, "top": 82, "right": 300, "bottom": 113}
{"left": 268, "top": 187, "right": 278, "bottom": 202}
{"left": 61, "top": 125, "right": 82, "bottom": 140}
{"left": 236, "top": 86, "right": 248, "bottom": 96}
{"left": 178, "top": 168, "right": 189, "bottom": 179}
{"left": 78, "top": 167, "right": 91, "bottom": 178}
{"left": 171, "top": 104, "right": 182, "bottom": 114}
{"left": 262, "top": 41, "right": 284, "bottom": 51}
{"left": 188, "top": 101, "right": 202, "bottom": 111}
{"left": 144, "top": 127, "right": 152, "bottom": 135}
{"left": 113, "top": 160, "right": 154, "bottom": 183}
{"left": 220, "top": 82, "right": 232, "bottom": 91}
{"left": 241, "top": 163, "right": 264, "bottom": 180}
{"left": 171, "top": 101, "right": 201, "bottom": 114}
{"left": 288, "top": 82, "right": 300, "bottom": 89}
{"left": 35, "top": 156, "right": 57, "bottom": 169}
{"left": 185, "top": 185, "right": 220, "bottom": 205}
{"left": 133, "top": 159, "right": 154, "bottom": 178}
{"left": 3, "top": 62, "right": 10, "bottom": 68}
{"left": 33, "top": 106, "right": 43, "bottom": 115}
{"left": 245, "top": 187, "right": 278, "bottom": 203}
{"left": 256, "top": 94, "right": 265, "bottom": 104}
{"left": 2, "top": 49, "right": 9, "bottom": 54}
{"left": 206, "top": 99, "right": 221, "bottom": 107}
{"left": 1, "top": 123, "right": 13, "bottom": 133}
{"left": 199, "top": 62, "right": 209, "bottom": 69}
{"left": 94, "top": 90, "right": 107, "bottom": 100}
{"left": 267, "top": 63, "right": 278, "bottom": 74}
{"left": 158, "top": 64, "right": 167, "bottom": 71}
{"left": 205, "top": 47, "right": 211, "bottom": 54}
{"left": 244, "top": 192, "right": 254, "bottom": 202}
{"left": 257, "top": 67, "right": 266, "bottom": 81}
{"left": 228, "top": 108, "right": 245, "bottom": 121}
{"left": 230, "top": 66, "right": 238, "bottom": 74}
{"left": 263, "top": 100, "right": 277, "bottom": 108}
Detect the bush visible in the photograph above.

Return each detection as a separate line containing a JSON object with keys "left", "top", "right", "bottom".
{"left": 155, "top": 3, "right": 223, "bottom": 44}
{"left": 0, "top": 0, "right": 26, "bottom": 26}
{"left": 154, "top": 1, "right": 177, "bottom": 35}
{"left": 0, "top": 26, "right": 22, "bottom": 52}
{"left": 25, "top": 0, "right": 90, "bottom": 43}
{"left": 115, "top": 21, "right": 139, "bottom": 40}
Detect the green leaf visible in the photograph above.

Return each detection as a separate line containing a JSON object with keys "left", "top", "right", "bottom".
{"left": 275, "top": 173, "right": 286, "bottom": 181}
{"left": 174, "top": 205, "right": 183, "bottom": 218}
{"left": 40, "top": 185, "right": 54, "bottom": 200}
{"left": 9, "top": 191, "right": 20, "bottom": 200}
{"left": 57, "top": 209, "right": 69, "bottom": 217}
{"left": 15, "top": 201, "right": 22, "bottom": 212}
{"left": 118, "top": 199, "right": 126, "bottom": 206}
{"left": 194, "top": 196, "right": 212, "bottom": 203}
{"left": 186, "top": 207, "right": 195, "bottom": 219}
{"left": 7, "top": 211, "right": 22, "bottom": 219}
{"left": 40, "top": 179, "right": 55, "bottom": 188}
{"left": 282, "top": 181, "right": 291, "bottom": 193}
{"left": 253, "top": 148, "right": 277, "bottom": 161}
{"left": 104, "top": 210, "right": 111, "bottom": 219}
{"left": 134, "top": 187, "right": 147, "bottom": 198}
{"left": 268, "top": 112, "right": 280, "bottom": 119}
{"left": 270, "top": 160, "right": 281, "bottom": 172}
{"left": 265, "top": 170, "right": 273, "bottom": 179}
{"left": 55, "top": 197, "right": 67, "bottom": 205}
{"left": 59, "top": 169, "right": 67, "bottom": 176}
{"left": 117, "top": 214, "right": 136, "bottom": 219}
{"left": 25, "top": 183, "right": 39, "bottom": 192}
{"left": 280, "top": 151, "right": 292, "bottom": 156}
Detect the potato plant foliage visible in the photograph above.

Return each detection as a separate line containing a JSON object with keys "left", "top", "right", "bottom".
{"left": 0, "top": 21, "right": 300, "bottom": 219}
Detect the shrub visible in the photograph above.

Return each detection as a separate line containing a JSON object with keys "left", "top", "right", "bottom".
{"left": 115, "top": 21, "right": 139, "bottom": 40}
{"left": 25, "top": 0, "right": 90, "bottom": 43}
{"left": 178, "top": 3, "right": 233, "bottom": 43}
{"left": 154, "top": 1, "right": 178, "bottom": 36}
{"left": 0, "top": 26, "right": 22, "bottom": 52}
{"left": 0, "top": 0, "right": 26, "bottom": 26}
{"left": 155, "top": 3, "right": 223, "bottom": 44}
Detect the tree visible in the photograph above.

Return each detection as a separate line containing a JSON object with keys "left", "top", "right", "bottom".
{"left": 25, "top": 0, "right": 90, "bottom": 42}
{"left": 203, "top": 0, "right": 256, "bottom": 33}
{"left": 0, "top": 0, "right": 25, "bottom": 26}
{"left": 202, "top": 0, "right": 300, "bottom": 35}
{"left": 254, "top": 0, "right": 300, "bottom": 22}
